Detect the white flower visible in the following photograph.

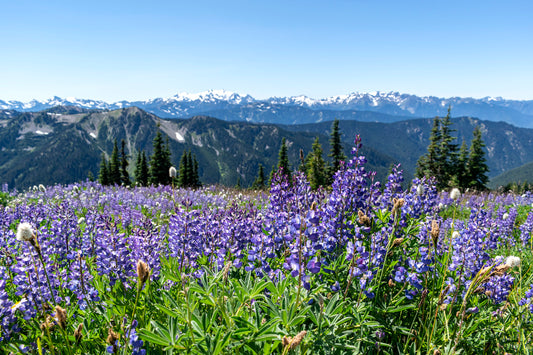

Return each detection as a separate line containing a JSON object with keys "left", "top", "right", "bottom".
{"left": 39, "top": 184, "right": 46, "bottom": 192}
{"left": 416, "top": 185, "right": 424, "bottom": 196}
{"left": 505, "top": 256, "right": 521, "bottom": 268}
{"left": 16, "top": 222, "right": 35, "bottom": 241}
{"left": 450, "top": 188, "right": 461, "bottom": 201}
{"left": 169, "top": 166, "right": 177, "bottom": 178}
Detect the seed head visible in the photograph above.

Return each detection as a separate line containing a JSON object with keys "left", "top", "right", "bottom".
{"left": 74, "top": 323, "right": 83, "bottom": 344}
{"left": 430, "top": 220, "right": 440, "bottom": 245}
{"left": 39, "top": 184, "right": 46, "bottom": 192}
{"left": 450, "top": 188, "right": 461, "bottom": 201}
{"left": 55, "top": 305, "right": 67, "bottom": 330}
{"left": 169, "top": 166, "right": 177, "bottom": 178}
{"left": 358, "top": 210, "right": 371, "bottom": 227}
{"left": 16, "top": 222, "right": 35, "bottom": 242}
{"left": 416, "top": 184, "right": 424, "bottom": 196}
{"left": 289, "top": 330, "right": 307, "bottom": 350}
{"left": 505, "top": 256, "right": 521, "bottom": 268}
{"left": 391, "top": 198, "right": 405, "bottom": 217}
{"left": 136, "top": 260, "right": 150, "bottom": 288}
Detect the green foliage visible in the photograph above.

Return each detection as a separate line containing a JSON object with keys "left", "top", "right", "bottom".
{"left": 108, "top": 139, "right": 121, "bottom": 185}
{"left": 120, "top": 139, "right": 130, "bottom": 186}
{"left": 149, "top": 130, "right": 172, "bottom": 186}
{"left": 306, "top": 137, "right": 327, "bottom": 190}
{"left": 465, "top": 126, "right": 489, "bottom": 190}
{"left": 327, "top": 118, "right": 345, "bottom": 183}
{"left": 252, "top": 164, "right": 266, "bottom": 190}
{"left": 98, "top": 154, "right": 109, "bottom": 186}
{"left": 177, "top": 150, "right": 201, "bottom": 188}
{"left": 135, "top": 150, "right": 149, "bottom": 186}
{"left": 417, "top": 109, "right": 489, "bottom": 191}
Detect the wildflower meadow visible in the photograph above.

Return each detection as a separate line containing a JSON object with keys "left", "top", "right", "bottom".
{"left": 2, "top": 136, "right": 533, "bottom": 354}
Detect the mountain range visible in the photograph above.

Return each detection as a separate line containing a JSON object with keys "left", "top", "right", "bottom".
{"left": 2, "top": 90, "right": 533, "bottom": 127}
{"left": 2, "top": 105, "right": 533, "bottom": 189}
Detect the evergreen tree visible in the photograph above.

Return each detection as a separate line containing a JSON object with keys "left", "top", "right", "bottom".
{"left": 416, "top": 107, "right": 458, "bottom": 189}
{"left": 276, "top": 138, "right": 291, "bottom": 182}
{"left": 307, "top": 137, "right": 327, "bottom": 190}
{"left": 186, "top": 151, "right": 195, "bottom": 187}
{"left": 416, "top": 116, "right": 441, "bottom": 179}
{"left": 98, "top": 154, "right": 109, "bottom": 186}
{"left": 192, "top": 154, "right": 201, "bottom": 188}
{"left": 328, "top": 118, "right": 345, "bottom": 182}
{"left": 252, "top": 164, "right": 266, "bottom": 189}
{"left": 438, "top": 106, "right": 459, "bottom": 186}
{"left": 135, "top": 150, "right": 149, "bottom": 186}
{"left": 177, "top": 150, "right": 189, "bottom": 188}
{"left": 109, "top": 140, "right": 121, "bottom": 185}
{"left": 120, "top": 139, "right": 130, "bottom": 186}
{"left": 149, "top": 131, "right": 172, "bottom": 185}
{"left": 465, "top": 126, "right": 489, "bottom": 190}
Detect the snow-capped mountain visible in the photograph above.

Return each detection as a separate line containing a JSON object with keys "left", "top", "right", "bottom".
{"left": 2, "top": 90, "right": 533, "bottom": 127}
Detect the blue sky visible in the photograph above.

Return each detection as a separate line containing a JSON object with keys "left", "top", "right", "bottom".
{"left": 1, "top": 0, "right": 532, "bottom": 101}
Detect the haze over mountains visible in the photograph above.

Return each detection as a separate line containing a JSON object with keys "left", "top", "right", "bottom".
{"left": 2, "top": 90, "right": 533, "bottom": 127}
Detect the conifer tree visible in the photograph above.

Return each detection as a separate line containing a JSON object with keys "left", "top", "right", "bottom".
{"left": 416, "top": 116, "right": 441, "bottom": 179}
{"left": 252, "top": 164, "right": 266, "bottom": 189}
{"left": 276, "top": 137, "right": 291, "bottom": 182}
{"left": 438, "top": 106, "right": 459, "bottom": 186}
{"left": 109, "top": 140, "right": 121, "bottom": 185}
{"left": 307, "top": 137, "right": 327, "bottom": 189}
{"left": 416, "top": 107, "right": 459, "bottom": 189}
{"left": 120, "top": 139, "right": 130, "bottom": 186}
{"left": 98, "top": 154, "right": 110, "bottom": 186}
{"left": 135, "top": 150, "right": 149, "bottom": 186}
{"left": 186, "top": 151, "right": 194, "bottom": 187}
{"left": 328, "top": 119, "right": 345, "bottom": 182}
{"left": 465, "top": 126, "right": 489, "bottom": 190}
{"left": 149, "top": 130, "right": 172, "bottom": 185}
{"left": 192, "top": 154, "right": 201, "bottom": 188}
{"left": 177, "top": 150, "right": 188, "bottom": 188}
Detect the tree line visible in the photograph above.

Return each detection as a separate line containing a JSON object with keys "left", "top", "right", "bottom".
{"left": 416, "top": 107, "right": 489, "bottom": 190}
{"left": 98, "top": 130, "right": 201, "bottom": 188}
{"left": 250, "top": 119, "right": 345, "bottom": 190}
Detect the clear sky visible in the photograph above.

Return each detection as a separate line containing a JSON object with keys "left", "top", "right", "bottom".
{"left": 1, "top": 0, "right": 532, "bottom": 102}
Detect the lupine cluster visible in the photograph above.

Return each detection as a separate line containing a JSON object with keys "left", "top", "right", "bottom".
{"left": 2, "top": 137, "right": 533, "bottom": 353}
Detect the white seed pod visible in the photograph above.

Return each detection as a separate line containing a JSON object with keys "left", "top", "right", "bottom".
{"left": 16, "top": 222, "right": 35, "bottom": 241}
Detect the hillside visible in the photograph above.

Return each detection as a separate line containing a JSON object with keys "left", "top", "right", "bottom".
{"left": 3, "top": 106, "right": 533, "bottom": 190}
{"left": 0, "top": 107, "right": 395, "bottom": 189}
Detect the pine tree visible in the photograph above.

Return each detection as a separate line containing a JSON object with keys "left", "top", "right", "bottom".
{"left": 98, "top": 154, "right": 110, "bottom": 186}
{"left": 438, "top": 106, "right": 459, "bottom": 187}
{"left": 416, "top": 116, "right": 441, "bottom": 179}
{"left": 177, "top": 150, "right": 188, "bottom": 188}
{"left": 139, "top": 151, "right": 149, "bottom": 186}
{"left": 120, "top": 139, "right": 130, "bottom": 186}
{"left": 328, "top": 119, "right": 345, "bottom": 182}
{"left": 416, "top": 107, "right": 458, "bottom": 189}
{"left": 192, "top": 154, "right": 201, "bottom": 188}
{"left": 252, "top": 164, "right": 266, "bottom": 189}
{"left": 276, "top": 138, "right": 291, "bottom": 182}
{"left": 149, "top": 130, "right": 172, "bottom": 185}
{"left": 307, "top": 137, "right": 327, "bottom": 189}
{"left": 135, "top": 150, "right": 149, "bottom": 186}
{"left": 186, "top": 151, "right": 194, "bottom": 187}
{"left": 465, "top": 126, "right": 489, "bottom": 190}
{"left": 109, "top": 140, "right": 121, "bottom": 185}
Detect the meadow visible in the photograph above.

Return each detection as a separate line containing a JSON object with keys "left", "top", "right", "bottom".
{"left": 1, "top": 136, "right": 533, "bottom": 354}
